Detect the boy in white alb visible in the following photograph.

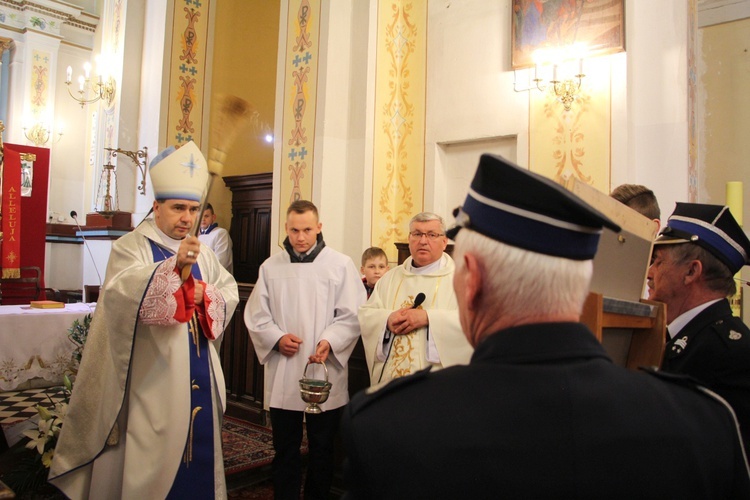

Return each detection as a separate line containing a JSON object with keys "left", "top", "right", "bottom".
{"left": 198, "top": 203, "right": 233, "bottom": 273}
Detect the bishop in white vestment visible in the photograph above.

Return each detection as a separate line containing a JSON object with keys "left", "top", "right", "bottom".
{"left": 49, "top": 142, "right": 238, "bottom": 499}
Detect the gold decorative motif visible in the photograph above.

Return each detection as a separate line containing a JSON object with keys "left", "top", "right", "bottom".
{"left": 183, "top": 406, "right": 203, "bottom": 466}
{"left": 530, "top": 60, "right": 611, "bottom": 193}
{"left": 542, "top": 91, "right": 592, "bottom": 185}
{"left": 372, "top": 1, "right": 427, "bottom": 261}
{"left": 387, "top": 292, "right": 424, "bottom": 377}
{"left": 190, "top": 316, "right": 201, "bottom": 358}
{"left": 387, "top": 333, "right": 416, "bottom": 379}
{"left": 400, "top": 295, "right": 422, "bottom": 309}
{"left": 107, "top": 422, "right": 120, "bottom": 445}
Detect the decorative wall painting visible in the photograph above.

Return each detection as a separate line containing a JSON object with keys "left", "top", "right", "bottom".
{"left": 511, "top": 0, "right": 625, "bottom": 69}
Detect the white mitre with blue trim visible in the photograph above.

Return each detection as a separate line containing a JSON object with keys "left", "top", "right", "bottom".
{"left": 149, "top": 141, "right": 208, "bottom": 202}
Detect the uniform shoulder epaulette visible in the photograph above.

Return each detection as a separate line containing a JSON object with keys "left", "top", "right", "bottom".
{"left": 639, "top": 366, "right": 706, "bottom": 391}
{"left": 641, "top": 367, "right": 746, "bottom": 446}
{"left": 709, "top": 316, "right": 750, "bottom": 343}
{"left": 640, "top": 366, "right": 736, "bottom": 409}
{"left": 348, "top": 367, "right": 432, "bottom": 416}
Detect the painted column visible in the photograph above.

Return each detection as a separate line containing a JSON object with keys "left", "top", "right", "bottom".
{"left": 278, "top": 0, "right": 321, "bottom": 244}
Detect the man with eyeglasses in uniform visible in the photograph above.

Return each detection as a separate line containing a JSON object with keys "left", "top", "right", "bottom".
{"left": 359, "top": 212, "right": 473, "bottom": 386}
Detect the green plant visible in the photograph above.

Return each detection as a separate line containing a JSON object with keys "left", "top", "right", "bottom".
{"left": 67, "top": 313, "right": 91, "bottom": 366}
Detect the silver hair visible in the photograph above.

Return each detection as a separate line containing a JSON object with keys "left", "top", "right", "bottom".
{"left": 409, "top": 212, "right": 446, "bottom": 233}
{"left": 453, "top": 229, "right": 593, "bottom": 320}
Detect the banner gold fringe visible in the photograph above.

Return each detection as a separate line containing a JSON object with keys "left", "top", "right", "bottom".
{"left": 2, "top": 268, "right": 20, "bottom": 279}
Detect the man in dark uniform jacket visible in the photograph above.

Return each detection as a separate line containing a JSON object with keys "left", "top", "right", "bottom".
{"left": 341, "top": 154, "right": 750, "bottom": 499}
{"left": 649, "top": 202, "right": 750, "bottom": 451}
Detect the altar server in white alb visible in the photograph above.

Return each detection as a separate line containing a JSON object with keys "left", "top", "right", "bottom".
{"left": 49, "top": 141, "right": 238, "bottom": 499}
{"left": 199, "top": 202, "right": 234, "bottom": 272}
{"left": 359, "top": 212, "right": 473, "bottom": 385}
{"left": 245, "top": 200, "right": 365, "bottom": 499}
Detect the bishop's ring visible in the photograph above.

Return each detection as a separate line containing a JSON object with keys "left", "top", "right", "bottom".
{"left": 187, "top": 250, "right": 195, "bottom": 258}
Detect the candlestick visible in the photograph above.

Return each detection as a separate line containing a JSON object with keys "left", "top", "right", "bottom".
{"left": 727, "top": 181, "right": 743, "bottom": 227}
{"left": 726, "top": 181, "right": 744, "bottom": 319}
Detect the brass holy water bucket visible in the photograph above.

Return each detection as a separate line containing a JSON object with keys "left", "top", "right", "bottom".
{"left": 299, "top": 361, "right": 332, "bottom": 414}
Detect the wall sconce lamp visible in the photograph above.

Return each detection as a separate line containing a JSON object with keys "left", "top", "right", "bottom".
{"left": 22, "top": 122, "right": 63, "bottom": 147}
{"left": 514, "top": 45, "right": 587, "bottom": 111}
{"left": 65, "top": 62, "right": 116, "bottom": 108}
{"left": 104, "top": 146, "right": 148, "bottom": 196}
{"left": 532, "top": 64, "right": 584, "bottom": 111}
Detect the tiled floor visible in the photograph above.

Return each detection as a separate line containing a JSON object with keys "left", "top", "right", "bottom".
{"left": 0, "top": 387, "right": 66, "bottom": 426}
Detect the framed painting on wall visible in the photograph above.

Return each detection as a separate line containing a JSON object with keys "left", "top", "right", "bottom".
{"left": 511, "top": 0, "right": 625, "bottom": 69}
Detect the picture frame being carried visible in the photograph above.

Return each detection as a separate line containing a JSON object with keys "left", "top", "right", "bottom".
{"left": 511, "top": 0, "right": 625, "bottom": 69}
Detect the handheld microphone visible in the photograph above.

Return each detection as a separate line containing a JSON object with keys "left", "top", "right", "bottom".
{"left": 71, "top": 211, "right": 103, "bottom": 292}
{"left": 412, "top": 292, "right": 426, "bottom": 309}
{"left": 378, "top": 292, "right": 426, "bottom": 383}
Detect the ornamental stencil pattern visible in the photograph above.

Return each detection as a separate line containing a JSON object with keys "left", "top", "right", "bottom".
{"left": 543, "top": 91, "right": 593, "bottom": 185}
{"left": 371, "top": 1, "right": 427, "bottom": 262}
{"left": 176, "top": 7, "right": 200, "bottom": 135}
{"left": 529, "top": 59, "right": 611, "bottom": 193}
{"left": 279, "top": 0, "right": 320, "bottom": 246}
{"left": 30, "top": 50, "right": 49, "bottom": 115}
{"left": 167, "top": 0, "right": 209, "bottom": 146}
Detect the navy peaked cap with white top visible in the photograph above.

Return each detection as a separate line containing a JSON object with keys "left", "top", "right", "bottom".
{"left": 654, "top": 202, "right": 750, "bottom": 274}
{"left": 446, "top": 154, "right": 620, "bottom": 260}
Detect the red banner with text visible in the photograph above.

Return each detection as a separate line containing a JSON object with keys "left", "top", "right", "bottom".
{"left": 1, "top": 147, "right": 21, "bottom": 278}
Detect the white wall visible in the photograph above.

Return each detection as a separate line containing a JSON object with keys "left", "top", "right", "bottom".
{"left": 312, "top": 0, "right": 371, "bottom": 262}
{"left": 625, "top": 1, "right": 689, "bottom": 225}
{"left": 45, "top": 242, "right": 82, "bottom": 290}
{"left": 277, "top": 0, "right": 692, "bottom": 259}
{"left": 425, "top": 0, "right": 528, "bottom": 222}
{"left": 52, "top": 43, "right": 95, "bottom": 223}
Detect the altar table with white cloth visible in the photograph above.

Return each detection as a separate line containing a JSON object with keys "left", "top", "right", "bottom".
{"left": 0, "top": 303, "right": 96, "bottom": 391}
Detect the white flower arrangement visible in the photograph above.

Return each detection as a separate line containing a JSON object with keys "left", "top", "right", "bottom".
{"left": 2, "top": 311, "right": 89, "bottom": 495}
{"left": 21, "top": 381, "right": 70, "bottom": 468}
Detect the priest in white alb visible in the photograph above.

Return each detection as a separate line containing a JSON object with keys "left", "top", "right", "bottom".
{"left": 359, "top": 212, "right": 473, "bottom": 385}
{"left": 49, "top": 141, "right": 238, "bottom": 499}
